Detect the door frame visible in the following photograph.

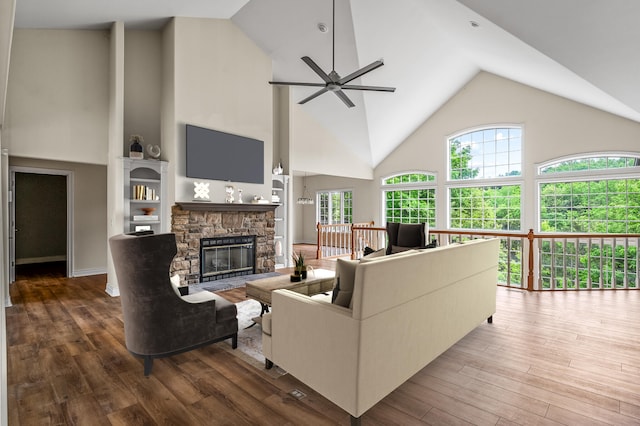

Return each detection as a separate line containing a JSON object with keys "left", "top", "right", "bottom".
{"left": 9, "top": 166, "right": 74, "bottom": 281}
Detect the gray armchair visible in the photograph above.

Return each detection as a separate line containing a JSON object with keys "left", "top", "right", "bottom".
{"left": 109, "top": 232, "right": 238, "bottom": 375}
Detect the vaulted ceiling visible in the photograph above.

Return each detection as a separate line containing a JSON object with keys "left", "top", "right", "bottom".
{"left": 10, "top": 0, "right": 640, "bottom": 168}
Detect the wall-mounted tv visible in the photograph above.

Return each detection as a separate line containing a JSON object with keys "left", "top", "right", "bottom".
{"left": 186, "top": 124, "right": 264, "bottom": 184}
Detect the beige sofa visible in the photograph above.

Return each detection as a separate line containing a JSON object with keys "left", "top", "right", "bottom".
{"left": 262, "top": 238, "right": 500, "bottom": 424}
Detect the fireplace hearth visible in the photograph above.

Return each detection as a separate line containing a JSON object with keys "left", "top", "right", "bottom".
{"left": 200, "top": 236, "right": 256, "bottom": 282}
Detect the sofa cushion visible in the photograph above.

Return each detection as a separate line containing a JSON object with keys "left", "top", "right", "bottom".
{"left": 331, "top": 258, "right": 359, "bottom": 308}
{"left": 361, "top": 248, "right": 419, "bottom": 264}
{"left": 262, "top": 312, "right": 272, "bottom": 336}
{"left": 170, "top": 274, "right": 182, "bottom": 297}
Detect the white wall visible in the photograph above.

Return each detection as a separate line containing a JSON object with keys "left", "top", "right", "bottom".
{"left": 374, "top": 71, "right": 640, "bottom": 229}
{"left": 4, "top": 30, "right": 110, "bottom": 165}
{"left": 291, "top": 104, "right": 372, "bottom": 179}
{"left": 168, "top": 17, "right": 273, "bottom": 204}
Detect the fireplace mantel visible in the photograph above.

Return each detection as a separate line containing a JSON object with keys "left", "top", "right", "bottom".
{"left": 175, "top": 202, "right": 278, "bottom": 212}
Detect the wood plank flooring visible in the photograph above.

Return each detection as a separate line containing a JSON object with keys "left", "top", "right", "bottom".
{"left": 7, "top": 252, "right": 640, "bottom": 425}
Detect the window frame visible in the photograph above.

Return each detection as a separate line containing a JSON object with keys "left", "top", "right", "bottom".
{"left": 535, "top": 152, "right": 640, "bottom": 234}
{"left": 381, "top": 171, "right": 437, "bottom": 226}
{"left": 447, "top": 124, "right": 523, "bottom": 182}
{"left": 316, "top": 189, "right": 353, "bottom": 225}
{"left": 446, "top": 125, "right": 524, "bottom": 232}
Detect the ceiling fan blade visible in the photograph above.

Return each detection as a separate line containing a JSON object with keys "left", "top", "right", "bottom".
{"left": 333, "top": 90, "right": 355, "bottom": 108}
{"left": 301, "top": 56, "right": 333, "bottom": 83}
{"left": 341, "top": 84, "right": 396, "bottom": 92}
{"left": 298, "top": 87, "right": 329, "bottom": 104}
{"left": 269, "top": 81, "right": 326, "bottom": 87}
{"left": 338, "top": 60, "right": 384, "bottom": 85}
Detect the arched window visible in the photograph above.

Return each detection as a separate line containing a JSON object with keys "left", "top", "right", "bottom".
{"left": 382, "top": 172, "right": 436, "bottom": 226}
{"left": 537, "top": 153, "right": 640, "bottom": 233}
{"left": 447, "top": 126, "right": 523, "bottom": 231}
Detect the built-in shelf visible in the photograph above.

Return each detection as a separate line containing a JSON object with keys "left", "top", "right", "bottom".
{"left": 123, "top": 158, "right": 168, "bottom": 234}
{"left": 272, "top": 174, "right": 290, "bottom": 268}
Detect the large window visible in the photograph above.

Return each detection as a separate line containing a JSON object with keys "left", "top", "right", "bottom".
{"left": 538, "top": 154, "right": 640, "bottom": 233}
{"left": 317, "top": 190, "right": 352, "bottom": 225}
{"left": 537, "top": 154, "right": 640, "bottom": 289}
{"left": 448, "top": 126, "right": 523, "bottom": 231}
{"left": 383, "top": 172, "right": 436, "bottom": 226}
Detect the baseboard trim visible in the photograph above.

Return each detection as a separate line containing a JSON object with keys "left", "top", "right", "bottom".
{"left": 72, "top": 268, "right": 107, "bottom": 278}
{"left": 105, "top": 282, "right": 120, "bottom": 297}
{"left": 15, "top": 255, "right": 66, "bottom": 265}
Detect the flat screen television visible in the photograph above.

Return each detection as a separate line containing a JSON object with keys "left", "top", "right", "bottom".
{"left": 186, "top": 124, "right": 264, "bottom": 184}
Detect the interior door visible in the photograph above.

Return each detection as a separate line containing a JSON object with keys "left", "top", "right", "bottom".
{"left": 8, "top": 171, "right": 14, "bottom": 283}
{"left": 9, "top": 167, "right": 72, "bottom": 280}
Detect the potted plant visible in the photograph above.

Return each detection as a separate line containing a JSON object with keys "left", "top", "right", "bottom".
{"left": 291, "top": 251, "right": 307, "bottom": 281}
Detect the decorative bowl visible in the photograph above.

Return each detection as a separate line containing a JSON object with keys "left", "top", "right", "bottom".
{"left": 141, "top": 207, "right": 156, "bottom": 215}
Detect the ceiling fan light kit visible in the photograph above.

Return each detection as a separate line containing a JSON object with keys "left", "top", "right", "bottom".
{"left": 269, "top": 0, "right": 395, "bottom": 108}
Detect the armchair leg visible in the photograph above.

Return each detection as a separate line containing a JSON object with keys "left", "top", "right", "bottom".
{"left": 231, "top": 333, "right": 238, "bottom": 349}
{"left": 144, "top": 356, "right": 153, "bottom": 376}
{"left": 350, "top": 415, "right": 361, "bottom": 426}
{"left": 265, "top": 358, "right": 273, "bottom": 370}
{"left": 487, "top": 315, "right": 493, "bottom": 324}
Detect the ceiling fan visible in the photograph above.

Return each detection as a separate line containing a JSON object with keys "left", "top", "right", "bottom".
{"left": 268, "top": 0, "right": 395, "bottom": 108}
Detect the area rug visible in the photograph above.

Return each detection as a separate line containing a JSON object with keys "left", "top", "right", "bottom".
{"left": 219, "top": 299, "right": 287, "bottom": 378}
{"left": 189, "top": 271, "right": 282, "bottom": 293}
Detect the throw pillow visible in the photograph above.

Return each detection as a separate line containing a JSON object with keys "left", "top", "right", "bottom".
{"left": 332, "top": 258, "right": 359, "bottom": 308}
{"left": 363, "top": 247, "right": 385, "bottom": 259}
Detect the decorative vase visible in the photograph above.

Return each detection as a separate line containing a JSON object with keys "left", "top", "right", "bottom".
{"left": 147, "top": 144, "right": 161, "bottom": 160}
{"left": 225, "top": 185, "right": 235, "bottom": 203}
{"left": 129, "top": 135, "right": 144, "bottom": 159}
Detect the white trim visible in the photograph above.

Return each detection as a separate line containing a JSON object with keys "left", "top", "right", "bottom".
{"left": 536, "top": 151, "right": 640, "bottom": 175}
{"left": 380, "top": 170, "right": 437, "bottom": 187}
{"left": 73, "top": 267, "right": 107, "bottom": 278}
{"left": 10, "top": 166, "right": 74, "bottom": 279}
{"left": 105, "top": 281, "right": 120, "bottom": 297}
{"left": 15, "top": 255, "right": 66, "bottom": 265}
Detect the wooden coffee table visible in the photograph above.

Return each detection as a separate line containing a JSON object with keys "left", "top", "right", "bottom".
{"left": 245, "top": 268, "right": 335, "bottom": 316}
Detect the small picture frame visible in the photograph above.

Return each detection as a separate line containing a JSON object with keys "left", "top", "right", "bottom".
{"left": 135, "top": 225, "right": 151, "bottom": 232}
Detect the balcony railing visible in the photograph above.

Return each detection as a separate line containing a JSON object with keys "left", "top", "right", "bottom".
{"left": 318, "top": 223, "right": 640, "bottom": 291}
{"left": 316, "top": 221, "right": 375, "bottom": 259}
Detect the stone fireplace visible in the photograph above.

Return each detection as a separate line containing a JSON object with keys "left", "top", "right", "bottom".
{"left": 170, "top": 202, "right": 276, "bottom": 285}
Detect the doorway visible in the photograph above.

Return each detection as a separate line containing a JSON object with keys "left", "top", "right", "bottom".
{"left": 9, "top": 167, "right": 73, "bottom": 282}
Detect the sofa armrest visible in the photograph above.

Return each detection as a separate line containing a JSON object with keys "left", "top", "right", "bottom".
{"left": 270, "top": 289, "right": 361, "bottom": 417}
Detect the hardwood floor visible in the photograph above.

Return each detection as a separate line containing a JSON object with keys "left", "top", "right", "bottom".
{"left": 7, "top": 255, "right": 640, "bottom": 425}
